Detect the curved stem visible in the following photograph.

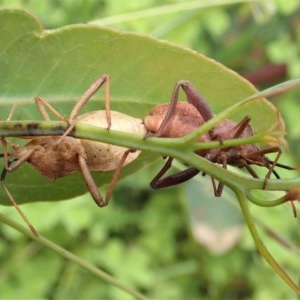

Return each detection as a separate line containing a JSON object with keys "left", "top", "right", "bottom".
{"left": 246, "top": 190, "right": 288, "bottom": 207}
{"left": 0, "top": 212, "right": 149, "bottom": 300}
{"left": 234, "top": 188, "right": 300, "bottom": 295}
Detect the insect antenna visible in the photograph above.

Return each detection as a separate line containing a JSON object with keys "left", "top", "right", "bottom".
{"left": 267, "top": 158, "right": 296, "bottom": 171}
{"left": 263, "top": 157, "right": 298, "bottom": 180}
{"left": 271, "top": 168, "right": 281, "bottom": 179}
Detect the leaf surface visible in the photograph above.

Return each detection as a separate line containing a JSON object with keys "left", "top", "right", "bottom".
{"left": 0, "top": 8, "right": 283, "bottom": 204}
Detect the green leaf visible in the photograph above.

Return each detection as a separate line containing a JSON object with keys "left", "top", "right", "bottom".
{"left": 0, "top": 8, "right": 283, "bottom": 204}
{"left": 185, "top": 177, "right": 244, "bottom": 255}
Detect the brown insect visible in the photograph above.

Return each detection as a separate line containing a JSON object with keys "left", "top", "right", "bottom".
{"left": 144, "top": 80, "right": 294, "bottom": 196}
{"left": 1, "top": 75, "right": 146, "bottom": 237}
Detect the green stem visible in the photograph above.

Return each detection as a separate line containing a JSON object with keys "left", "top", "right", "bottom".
{"left": 234, "top": 188, "right": 300, "bottom": 295}
{"left": 0, "top": 121, "right": 299, "bottom": 194}
{"left": 89, "top": 0, "right": 259, "bottom": 26}
{"left": 246, "top": 190, "right": 288, "bottom": 207}
{"left": 0, "top": 212, "right": 149, "bottom": 300}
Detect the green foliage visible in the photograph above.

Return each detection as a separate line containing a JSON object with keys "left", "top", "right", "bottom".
{"left": 0, "top": 2, "right": 300, "bottom": 299}
{"left": 0, "top": 7, "right": 281, "bottom": 204}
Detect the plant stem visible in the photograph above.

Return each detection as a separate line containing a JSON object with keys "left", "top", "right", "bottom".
{"left": 234, "top": 188, "right": 300, "bottom": 296}
{"left": 0, "top": 212, "right": 149, "bottom": 300}
{"left": 0, "top": 120, "right": 299, "bottom": 193}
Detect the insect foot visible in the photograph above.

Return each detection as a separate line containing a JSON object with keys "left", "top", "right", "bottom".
{"left": 144, "top": 80, "right": 296, "bottom": 197}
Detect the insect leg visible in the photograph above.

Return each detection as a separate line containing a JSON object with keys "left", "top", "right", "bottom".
{"left": 150, "top": 157, "right": 173, "bottom": 188}
{"left": 35, "top": 96, "right": 68, "bottom": 122}
{"left": 262, "top": 147, "right": 282, "bottom": 189}
{"left": 0, "top": 139, "right": 39, "bottom": 237}
{"left": 0, "top": 179, "right": 39, "bottom": 237}
{"left": 104, "top": 149, "right": 134, "bottom": 204}
{"left": 180, "top": 81, "right": 214, "bottom": 121}
{"left": 69, "top": 74, "right": 111, "bottom": 128}
{"left": 1, "top": 137, "right": 10, "bottom": 170}
{"left": 266, "top": 159, "right": 296, "bottom": 171}
{"left": 152, "top": 166, "right": 200, "bottom": 189}
{"left": 57, "top": 75, "right": 111, "bottom": 143}
{"left": 1, "top": 138, "right": 36, "bottom": 172}
{"left": 6, "top": 103, "right": 17, "bottom": 121}
{"left": 210, "top": 177, "right": 221, "bottom": 196}
{"left": 146, "top": 86, "right": 181, "bottom": 138}
{"left": 78, "top": 154, "right": 105, "bottom": 206}
{"left": 150, "top": 157, "right": 200, "bottom": 189}
{"left": 244, "top": 146, "right": 286, "bottom": 188}
{"left": 78, "top": 149, "right": 133, "bottom": 207}
{"left": 213, "top": 153, "right": 229, "bottom": 197}
{"left": 145, "top": 80, "right": 214, "bottom": 140}
{"left": 232, "top": 116, "right": 252, "bottom": 138}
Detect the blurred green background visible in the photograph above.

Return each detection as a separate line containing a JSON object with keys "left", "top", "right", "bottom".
{"left": 0, "top": 0, "right": 300, "bottom": 299}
